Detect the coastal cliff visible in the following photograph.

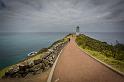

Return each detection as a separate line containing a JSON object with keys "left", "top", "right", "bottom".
{"left": 0, "top": 34, "right": 70, "bottom": 79}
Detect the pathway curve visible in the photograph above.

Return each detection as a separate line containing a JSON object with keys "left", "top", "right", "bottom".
{"left": 51, "top": 37, "right": 124, "bottom": 82}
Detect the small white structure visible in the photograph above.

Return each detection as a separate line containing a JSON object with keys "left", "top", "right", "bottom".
{"left": 27, "top": 51, "right": 37, "bottom": 56}
{"left": 76, "top": 26, "right": 80, "bottom": 35}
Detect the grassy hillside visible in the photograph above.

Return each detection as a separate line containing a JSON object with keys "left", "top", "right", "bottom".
{"left": 76, "top": 34, "right": 124, "bottom": 72}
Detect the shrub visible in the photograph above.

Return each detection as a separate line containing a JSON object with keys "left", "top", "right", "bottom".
{"left": 76, "top": 34, "right": 124, "bottom": 61}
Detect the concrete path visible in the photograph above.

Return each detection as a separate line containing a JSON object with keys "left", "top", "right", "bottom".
{"left": 51, "top": 37, "right": 124, "bottom": 82}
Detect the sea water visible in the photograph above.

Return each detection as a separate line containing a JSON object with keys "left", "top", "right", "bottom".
{"left": 0, "top": 32, "right": 124, "bottom": 69}
{"left": 0, "top": 32, "right": 68, "bottom": 69}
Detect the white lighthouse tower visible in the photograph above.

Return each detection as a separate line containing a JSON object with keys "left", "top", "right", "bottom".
{"left": 76, "top": 26, "right": 80, "bottom": 35}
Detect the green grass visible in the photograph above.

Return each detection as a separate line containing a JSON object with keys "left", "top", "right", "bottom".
{"left": 75, "top": 34, "right": 124, "bottom": 73}
{"left": 0, "top": 35, "right": 69, "bottom": 78}
{"left": 0, "top": 66, "right": 11, "bottom": 78}
{"left": 80, "top": 47, "right": 124, "bottom": 73}
{"left": 0, "top": 53, "right": 45, "bottom": 78}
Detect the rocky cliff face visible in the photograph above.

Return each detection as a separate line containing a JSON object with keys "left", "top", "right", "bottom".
{"left": 3, "top": 40, "right": 68, "bottom": 78}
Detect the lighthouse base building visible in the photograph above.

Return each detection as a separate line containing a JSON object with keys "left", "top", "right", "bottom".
{"left": 76, "top": 26, "right": 80, "bottom": 35}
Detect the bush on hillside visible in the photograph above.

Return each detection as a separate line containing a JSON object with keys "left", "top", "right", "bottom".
{"left": 76, "top": 34, "right": 124, "bottom": 61}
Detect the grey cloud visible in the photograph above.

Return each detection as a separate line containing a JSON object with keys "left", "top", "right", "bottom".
{"left": 0, "top": 0, "right": 6, "bottom": 9}
{"left": 0, "top": 0, "right": 124, "bottom": 32}
{"left": 93, "top": 0, "right": 124, "bottom": 21}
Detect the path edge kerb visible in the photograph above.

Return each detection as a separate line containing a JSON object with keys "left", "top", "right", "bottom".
{"left": 47, "top": 43, "right": 68, "bottom": 82}
{"left": 75, "top": 41, "right": 124, "bottom": 77}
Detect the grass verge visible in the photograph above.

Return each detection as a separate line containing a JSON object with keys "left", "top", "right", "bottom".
{"left": 79, "top": 47, "right": 124, "bottom": 73}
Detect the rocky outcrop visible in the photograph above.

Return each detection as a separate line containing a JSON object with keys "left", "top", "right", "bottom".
{"left": 3, "top": 40, "right": 68, "bottom": 78}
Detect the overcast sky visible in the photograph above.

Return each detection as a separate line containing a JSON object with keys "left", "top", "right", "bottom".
{"left": 0, "top": 0, "right": 124, "bottom": 32}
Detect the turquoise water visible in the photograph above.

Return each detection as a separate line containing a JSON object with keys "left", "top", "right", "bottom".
{"left": 0, "top": 32, "right": 124, "bottom": 69}
{"left": 0, "top": 32, "right": 68, "bottom": 69}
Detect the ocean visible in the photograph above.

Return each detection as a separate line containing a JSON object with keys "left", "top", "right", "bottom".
{"left": 0, "top": 32, "right": 124, "bottom": 69}
{"left": 0, "top": 32, "right": 68, "bottom": 69}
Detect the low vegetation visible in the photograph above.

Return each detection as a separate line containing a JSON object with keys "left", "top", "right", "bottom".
{"left": 76, "top": 34, "right": 124, "bottom": 72}
{"left": 0, "top": 34, "right": 69, "bottom": 78}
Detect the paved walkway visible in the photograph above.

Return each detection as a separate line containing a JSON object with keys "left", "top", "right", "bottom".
{"left": 51, "top": 37, "right": 124, "bottom": 82}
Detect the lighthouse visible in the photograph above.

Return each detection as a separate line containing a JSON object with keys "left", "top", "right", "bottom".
{"left": 76, "top": 26, "right": 80, "bottom": 35}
